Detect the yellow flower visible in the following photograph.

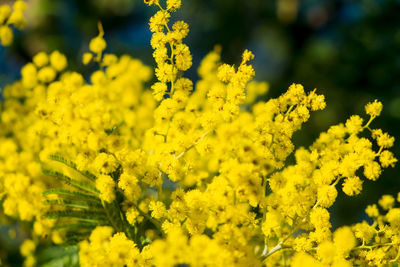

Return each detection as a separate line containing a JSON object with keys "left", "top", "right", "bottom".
{"left": 317, "top": 185, "right": 337, "bottom": 208}
{"left": 50, "top": 50, "right": 67, "bottom": 72}
{"left": 0, "top": 25, "right": 13, "bottom": 46}
{"left": 378, "top": 195, "right": 395, "bottom": 210}
{"left": 96, "top": 174, "right": 116, "bottom": 202}
{"left": 82, "top": 52, "right": 93, "bottom": 65}
{"left": 365, "top": 100, "right": 383, "bottom": 117}
{"left": 149, "top": 10, "right": 170, "bottom": 33}
{"left": 37, "top": 66, "right": 56, "bottom": 83}
{"left": 144, "top": 0, "right": 159, "bottom": 6}
{"left": 333, "top": 226, "right": 356, "bottom": 255}
{"left": 167, "top": 0, "right": 181, "bottom": 11}
{"left": 342, "top": 176, "right": 363, "bottom": 196}
{"left": 33, "top": 52, "right": 49, "bottom": 68}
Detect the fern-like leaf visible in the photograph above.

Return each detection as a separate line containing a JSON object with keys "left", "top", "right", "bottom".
{"left": 52, "top": 222, "right": 100, "bottom": 232}
{"left": 43, "top": 210, "right": 108, "bottom": 222}
{"left": 44, "top": 199, "right": 103, "bottom": 210}
{"left": 49, "top": 154, "right": 97, "bottom": 182}
{"left": 43, "top": 189, "right": 101, "bottom": 203}
{"left": 36, "top": 245, "right": 79, "bottom": 267}
{"left": 43, "top": 169, "right": 99, "bottom": 195}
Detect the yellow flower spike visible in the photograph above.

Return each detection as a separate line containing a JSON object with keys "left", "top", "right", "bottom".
{"left": 0, "top": 0, "right": 396, "bottom": 266}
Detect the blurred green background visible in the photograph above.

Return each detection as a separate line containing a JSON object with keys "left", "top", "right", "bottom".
{"left": 1, "top": 0, "right": 400, "bottom": 265}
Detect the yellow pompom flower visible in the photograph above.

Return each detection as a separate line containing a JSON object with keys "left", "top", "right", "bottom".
{"left": 50, "top": 50, "right": 68, "bottom": 72}
{"left": 0, "top": 25, "right": 13, "bottom": 46}
{"left": 0, "top": 6, "right": 11, "bottom": 24}
{"left": 167, "top": 0, "right": 181, "bottom": 11}
{"left": 317, "top": 185, "right": 338, "bottom": 208}
{"left": 96, "top": 174, "right": 116, "bottom": 203}
{"left": 144, "top": 0, "right": 159, "bottom": 6}
{"left": 333, "top": 227, "right": 356, "bottom": 255}
{"left": 378, "top": 195, "right": 395, "bottom": 210}
{"left": 365, "top": 100, "right": 383, "bottom": 117}
{"left": 20, "top": 239, "right": 36, "bottom": 257}
{"left": 82, "top": 52, "right": 93, "bottom": 65}
{"left": 310, "top": 207, "right": 331, "bottom": 230}
{"left": 89, "top": 22, "right": 106, "bottom": 58}
{"left": 37, "top": 66, "right": 56, "bottom": 83}
{"left": 93, "top": 153, "right": 119, "bottom": 174}
{"left": 342, "top": 176, "right": 363, "bottom": 196}
{"left": 33, "top": 52, "right": 49, "bottom": 68}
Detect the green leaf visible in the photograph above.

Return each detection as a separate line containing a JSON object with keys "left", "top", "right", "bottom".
{"left": 43, "top": 210, "right": 107, "bottom": 222}
{"left": 44, "top": 199, "right": 103, "bottom": 210}
{"left": 52, "top": 222, "right": 101, "bottom": 232}
{"left": 43, "top": 189, "right": 101, "bottom": 203}
{"left": 43, "top": 169, "right": 99, "bottom": 195}
{"left": 49, "top": 154, "right": 97, "bottom": 182}
{"left": 36, "top": 245, "right": 79, "bottom": 267}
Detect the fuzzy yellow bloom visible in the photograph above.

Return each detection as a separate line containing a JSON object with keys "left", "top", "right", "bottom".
{"left": 89, "top": 36, "right": 106, "bottom": 55}
{"left": 365, "top": 204, "right": 379, "bottom": 217}
{"left": 317, "top": 241, "right": 335, "bottom": 264}
{"left": 50, "top": 50, "right": 67, "bottom": 72}
{"left": 363, "top": 161, "right": 381, "bottom": 181}
{"left": 292, "top": 252, "right": 322, "bottom": 267}
{"left": 310, "top": 207, "right": 331, "bottom": 230}
{"left": 217, "top": 64, "right": 235, "bottom": 82}
{"left": 149, "top": 10, "right": 170, "bottom": 33}
{"left": 379, "top": 195, "right": 395, "bottom": 210}
{"left": 317, "top": 185, "right": 337, "bottom": 208}
{"left": 96, "top": 174, "right": 116, "bottom": 202}
{"left": 167, "top": 0, "right": 181, "bottom": 11}
{"left": 172, "top": 21, "right": 189, "bottom": 39}
{"left": 144, "top": 0, "right": 159, "bottom": 6}
{"left": 149, "top": 200, "right": 167, "bottom": 219}
{"left": 37, "top": 66, "right": 56, "bottom": 83}
{"left": 82, "top": 52, "right": 93, "bottom": 65}
{"left": 0, "top": 6, "right": 11, "bottom": 24}
{"left": 342, "top": 176, "right": 363, "bottom": 196}
{"left": 365, "top": 100, "right": 383, "bottom": 117}
{"left": 93, "top": 153, "right": 119, "bottom": 174}
{"left": 152, "top": 82, "right": 167, "bottom": 101}
{"left": 345, "top": 115, "right": 363, "bottom": 134}
{"left": 0, "top": 25, "right": 13, "bottom": 46}
{"left": 33, "top": 52, "right": 49, "bottom": 67}
{"left": 379, "top": 150, "right": 397, "bottom": 167}
{"left": 0, "top": 0, "right": 26, "bottom": 46}
{"left": 20, "top": 239, "right": 36, "bottom": 256}
{"left": 333, "top": 226, "right": 356, "bottom": 255}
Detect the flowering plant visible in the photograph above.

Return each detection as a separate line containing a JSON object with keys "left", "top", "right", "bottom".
{"left": 0, "top": 0, "right": 399, "bottom": 266}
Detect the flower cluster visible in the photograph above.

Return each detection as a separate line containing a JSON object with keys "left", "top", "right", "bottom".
{"left": 0, "top": 0, "right": 26, "bottom": 46}
{"left": 0, "top": 0, "right": 398, "bottom": 266}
